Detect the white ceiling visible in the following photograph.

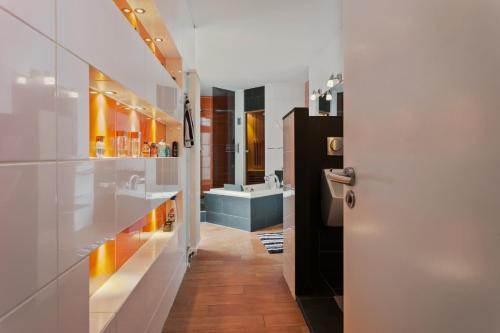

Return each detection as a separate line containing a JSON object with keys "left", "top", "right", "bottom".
{"left": 187, "top": 0, "right": 338, "bottom": 94}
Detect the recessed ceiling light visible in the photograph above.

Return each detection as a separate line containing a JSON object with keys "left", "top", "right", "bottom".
{"left": 154, "top": 37, "right": 163, "bottom": 42}
{"left": 104, "top": 91, "right": 117, "bottom": 95}
{"left": 89, "top": 90, "right": 98, "bottom": 95}
{"left": 122, "top": 8, "right": 132, "bottom": 14}
{"left": 144, "top": 37, "right": 152, "bottom": 42}
{"left": 134, "top": 8, "right": 146, "bottom": 14}
{"left": 135, "top": 107, "right": 146, "bottom": 111}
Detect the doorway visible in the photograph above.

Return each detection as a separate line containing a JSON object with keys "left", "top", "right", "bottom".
{"left": 245, "top": 110, "right": 265, "bottom": 184}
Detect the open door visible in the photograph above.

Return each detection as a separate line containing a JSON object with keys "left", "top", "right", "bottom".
{"left": 246, "top": 110, "right": 265, "bottom": 184}
{"left": 344, "top": 0, "right": 500, "bottom": 332}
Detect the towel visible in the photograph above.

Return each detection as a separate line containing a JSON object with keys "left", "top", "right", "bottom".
{"left": 184, "top": 95, "right": 195, "bottom": 148}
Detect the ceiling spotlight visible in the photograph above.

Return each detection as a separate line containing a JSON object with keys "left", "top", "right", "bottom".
{"left": 122, "top": 8, "right": 132, "bottom": 14}
{"left": 89, "top": 90, "right": 98, "bottom": 95}
{"left": 135, "top": 107, "right": 146, "bottom": 111}
{"left": 134, "top": 8, "right": 146, "bottom": 14}
{"left": 154, "top": 37, "right": 163, "bottom": 42}
{"left": 104, "top": 91, "right": 117, "bottom": 95}
{"left": 144, "top": 37, "right": 152, "bottom": 42}
{"left": 326, "top": 91, "right": 333, "bottom": 101}
{"left": 310, "top": 90, "right": 317, "bottom": 101}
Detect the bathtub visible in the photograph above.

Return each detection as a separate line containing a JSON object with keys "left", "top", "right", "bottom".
{"left": 204, "top": 184, "right": 283, "bottom": 231}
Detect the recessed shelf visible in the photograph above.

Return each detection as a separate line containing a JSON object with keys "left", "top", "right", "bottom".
{"left": 89, "top": 225, "right": 180, "bottom": 333}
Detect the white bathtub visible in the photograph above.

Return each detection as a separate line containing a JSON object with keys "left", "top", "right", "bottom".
{"left": 205, "top": 183, "right": 282, "bottom": 199}
{"left": 204, "top": 183, "right": 283, "bottom": 231}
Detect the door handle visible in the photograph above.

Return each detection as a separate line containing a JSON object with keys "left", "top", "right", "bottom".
{"left": 327, "top": 167, "right": 355, "bottom": 186}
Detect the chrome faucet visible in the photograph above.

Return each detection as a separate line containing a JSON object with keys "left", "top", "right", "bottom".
{"left": 128, "top": 174, "right": 145, "bottom": 190}
{"left": 264, "top": 173, "right": 280, "bottom": 189}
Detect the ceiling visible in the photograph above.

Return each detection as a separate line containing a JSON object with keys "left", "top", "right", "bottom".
{"left": 187, "top": 0, "right": 338, "bottom": 94}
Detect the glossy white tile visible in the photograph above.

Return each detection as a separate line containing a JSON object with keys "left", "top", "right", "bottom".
{"left": 57, "top": 46, "right": 89, "bottom": 160}
{"left": 116, "top": 158, "right": 147, "bottom": 232}
{"left": 0, "top": 281, "right": 58, "bottom": 333}
{"left": 0, "top": 0, "right": 55, "bottom": 39}
{"left": 58, "top": 258, "right": 89, "bottom": 333}
{"left": 0, "top": 10, "right": 56, "bottom": 162}
{"left": 58, "top": 160, "right": 116, "bottom": 272}
{"left": 0, "top": 163, "right": 57, "bottom": 317}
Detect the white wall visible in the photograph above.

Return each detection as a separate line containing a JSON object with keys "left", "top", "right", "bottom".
{"left": 265, "top": 82, "right": 305, "bottom": 176}
{"left": 187, "top": 71, "right": 201, "bottom": 250}
{"left": 308, "top": 0, "right": 343, "bottom": 116}
{"left": 233, "top": 83, "right": 304, "bottom": 183}
{"left": 234, "top": 90, "right": 245, "bottom": 185}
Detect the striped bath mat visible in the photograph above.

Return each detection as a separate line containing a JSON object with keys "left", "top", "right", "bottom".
{"left": 257, "top": 232, "right": 284, "bottom": 254}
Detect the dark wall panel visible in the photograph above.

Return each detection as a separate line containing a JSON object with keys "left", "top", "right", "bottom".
{"left": 213, "top": 87, "right": 235, "bottom": 187}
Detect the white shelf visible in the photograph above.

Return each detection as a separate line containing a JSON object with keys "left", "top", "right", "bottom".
{"left": 89, "top": 225, "right": 180, "bottom": 333}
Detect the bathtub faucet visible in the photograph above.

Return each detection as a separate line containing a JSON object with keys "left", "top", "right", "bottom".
{"left": 265, "top": 173, "right": 281, "bottom": 189}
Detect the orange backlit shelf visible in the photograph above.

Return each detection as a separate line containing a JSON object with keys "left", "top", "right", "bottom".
{"left": 89, "top": 199, "right": 177, "bottom": 296}
{"left": 89, "top": 92, "right": 179, "bottom": 159}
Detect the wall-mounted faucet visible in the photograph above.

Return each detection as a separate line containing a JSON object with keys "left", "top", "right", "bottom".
{"left": 128, "top": 174, "right": 145, "bottom": 190}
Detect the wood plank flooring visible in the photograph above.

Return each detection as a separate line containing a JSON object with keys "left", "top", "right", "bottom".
{"left": 163, "top": 223, "right": 309, "bottom": 333}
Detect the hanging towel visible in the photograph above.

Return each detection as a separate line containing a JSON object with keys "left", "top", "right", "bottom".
{"left": 184, "top": 95, "right": 195, "bottom": 148}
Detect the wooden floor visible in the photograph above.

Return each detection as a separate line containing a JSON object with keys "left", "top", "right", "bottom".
{"left": 163, "top": 223, "right": 309, "bottom": 333}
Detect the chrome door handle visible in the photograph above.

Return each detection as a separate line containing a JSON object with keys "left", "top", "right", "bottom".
{"left": 327, "top": 167, "right": 355, "bottom": 186}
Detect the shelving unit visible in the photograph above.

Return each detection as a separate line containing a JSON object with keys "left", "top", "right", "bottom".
{"left": 87, "top": 65, "right": 185, "bottom": 333}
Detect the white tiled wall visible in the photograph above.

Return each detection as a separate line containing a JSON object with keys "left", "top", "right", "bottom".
{"left": 0, "top": 0, "right": 55, "bottom": 39}
{"left": 0, "top": 10, "right": 56, "bottom": 162}
{"left": 0, "top": 2, "right": 187, "bottom": 332}
{"left": 58, "top": 258, "right": 90, "bottom": 333}
{"left": 57, "top": 160, "right": 116, "bottom": 273}
{"left": 0, "top": 282, "right": 58, "bottom": 333}
{"left": 57, "top": 47, "right": 90, "bottom": 160}
{"left": 0, "top": 163, "right": 57, "bottom": 317}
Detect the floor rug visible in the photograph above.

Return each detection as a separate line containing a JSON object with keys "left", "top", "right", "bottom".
{"left": 257, "top": 232, "right": 284, "bottom": 254}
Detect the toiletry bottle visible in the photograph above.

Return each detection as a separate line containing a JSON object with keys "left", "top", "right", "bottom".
{"left": 116, "top": 130, "right": 128, "bottom": 157}
{"left": 172, "top": 141, "right": 178, "bottom": 157}
{"left": 150, "top": 142, "right": 158, "bottom": 157}
{"left": 96, "top": 136, "right": 105, "bottom": 159}
{"left": 130, "top": 132, "right": 140, "bottom": 158}
{"left": 158, "top": 139, "right": 167, "bottom": 157}
{"left": 166, "top": 143, "right": 171, "bottom": 157}
{"left": 142, "top": 141, "right": 151, "bottom": 157}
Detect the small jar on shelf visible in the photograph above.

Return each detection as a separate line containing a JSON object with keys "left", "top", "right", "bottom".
{"left": 129, "top": 131, "right": 140, "bottom": 158}
{"left": 95, "top": 136, "right": 105, "bottom": 159}
{"left": 116, "top": 130, "right": 129, "bottom": 157}
{"left": 150, "top": 142, "right": 158, "bottom": 157}
{"left": 142, "top": 141, "right": 151, "bottom": 157}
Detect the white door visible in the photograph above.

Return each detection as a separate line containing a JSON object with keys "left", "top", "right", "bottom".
{"left": 344, "top": 0, "right": 500, "bottom": 332}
